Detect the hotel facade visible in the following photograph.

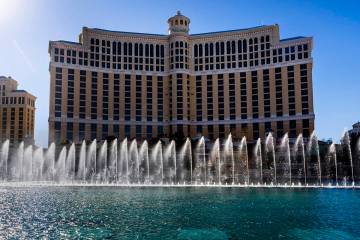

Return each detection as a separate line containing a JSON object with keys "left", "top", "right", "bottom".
{"left": 0, "top": 76, "right": 36, "bottom": 144}
{"left": 48, "top": 11, "right": 314, "bottom": 144}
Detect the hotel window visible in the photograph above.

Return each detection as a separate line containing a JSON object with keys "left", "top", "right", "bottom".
{"left": 196, "top": 76, "right": 202, "bottom": 121}
{"left": 113, "top": 124, "right": 119, "bottom": 138}
{"left": 276, "top": 121, "right": 284, "bottom": 139}
{"left": 54, "top": 121, "right": 61, "bottom": 143}
{"left": 100, "top": 40, "right": 111, "bottom": 69}
{"left": 226, "top": 41, "right": 236, "bottom": 69}
{"left": 265, "top": 121, "right": 272, "bottom": 134}
{"left": 207, "top": 75, "right": 213, "bottom": 121}
{"left": 208, "top": 125, "right": 214, "bottom": 140}
{"left": 102, "top": 124, "right": 108, "bottom": 139}
{"left": 146, "top": 76, "right": 152, "bottom": 121}
{"left": 54, "top": 48, "right": 64, "bottom": 63}
{"left": 66, "top": 50, "right": 77, "bottom": 65}
{"left": 289, "top": 120, "right": 297, "bottom": 138}
{"left": 136, "top": 125, "right": 142, "bottom": 138}
{"left": 18, "top": 108, "right": 24, "bottom": 140}
{"left": 253, "top": 122, "right": 259, "bottom": 140}
{"left": 113, "top": 74, "right": 120, "bottom": 121}
{"left": 263, "top": 69, "right": 271, "bottom": 118}
{"left": 260, "top": 35, "right": 271, "bottom": 65}
{"left": 158, "top": 76, "right": 163, "bottom": 121}
{"left": 91, "top": 123, "right": 97, "bottom": 140}
{"left": 155, "top": 44, "right": 165, "bottom": 72}
{"left": 55, "top": 67, "right": 62, "bottom": 118}
{"left": 249, "top": 37, "right": 259, "bottom": 67}
{"left": 90, "top": 38, "right": 100, "bottom": 67}
{"left": 79, "top": 70, "right": 86, "bottom": 119}
{"left": 300, "top": 64, "right": 309, "bottom": 115}
{"left": 176, "top": 74, "right": 183, "bottom": 120}
{"left": 147, "top": 126, "right": 152, "bottom": 138}
{"left": 103, "top": 73, "right": 109, "bottom": 120}
{"left": 287, "top": 66, "right": 296, "bottom": 116}
{"left": 79, "top": 123, "right": 85, "bottom": 141}
{"left": 10, "top": 108, "right": 15, "bottom": 142}
{"left": 125, "top": 75, "right": 131, "bottom": 121}
{"left": 251, "top": 71, "right": 259, "bottom": 119}
{"left": 302, "top": 119, "right": 310, "bottom": 138}
{"left": 158, "top": 126, "right": 164, "bottom": 137}
{"left": 275, "top": 68, "right": 283, "bottom": 117}
{"left": 135, "top": 75, "right": 142, "bottom": 121}
{"left": 218, "top": 74, "right": 224, "bottom": 120}
{"left": 229, "top": 74, "right": 236, "bottom": 120}
{"left": 67, "top": 69, "right": 74, "bottom": 118}
{"left": 91, "top": 72, "right": 98, "bottom": 120}
{"left": 240, "top": 72, "right": 247, "bottom": 119}
{"left": 194, "top": 44, "right": 203, "bottom": 71}
{"left": 78, "top": 51, "right": 88, "bottom": 66}
{"left": 204, "top": 42, "right": 214, "bottom": 70}
{"left": 112, "top": 41, "right": 122, "bottom": 70}
{"left": 125, "top": 125, "right": 131, "bottom": 138}
{"left": 123, "top": 42, "right": 133, "bottom": 70}
{"left": 145, "top": 44, "right": 154, "bottom": 71}
{"left": 219, "top": 124, "right": 225, "bottom": 139}
{"left": 237, "top": 39, "right": 247, "bottom": 68}
{"left": 66, "top": 122, "right": 73, "bottom": 141}
{"left": 215, "top": 42, "right": 225, "bottom": 69}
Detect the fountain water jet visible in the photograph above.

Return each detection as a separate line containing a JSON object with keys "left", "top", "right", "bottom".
{"left": 239, "top": 137, "right": 249, "bottom": 184}
{"left": 329, "top": 143, "right": 338, "bottom": 186}
{"left": 254, "top": 138, "right": 263, "bottom": 183}
{"left": 77, "top": 141, "right": 86, "bottom": 181}
{"left": 309, "top": 132, "right": 322, "bottom": 185}
{"left": 342, "top": 131, "right": 354, "bottom": 186}
{"left": 281, "top": 133, "right": 292, "bottom": 184}
{"left": 265, "top": 133, "right": 276, "bottom": 184}
{"left": 139, "top": 140, "right": 149, "bottom": 183}
{"left": 224, "top": 134, "right": 235, "bottom": 184}
{"left": 0, "top": 140, "right": 9, "bottom": 179}
{"left": 295, "top": 134, "right": 306, "bottom": 184}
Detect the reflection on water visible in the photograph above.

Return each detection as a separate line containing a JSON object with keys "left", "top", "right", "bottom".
{"left": 0, "top": 187, "right": 359, "bottom": 239}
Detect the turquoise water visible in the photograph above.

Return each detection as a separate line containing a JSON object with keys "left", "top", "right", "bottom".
{"left": 0, "top": 187, "right": 359, "bottom": 239}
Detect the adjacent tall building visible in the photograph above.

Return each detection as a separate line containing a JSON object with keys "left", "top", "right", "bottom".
{"left": 0, "top": 76, "right": 36, "bottom": 144}
{"left": 48, "top": 11, "right": 314, "bottom": 144}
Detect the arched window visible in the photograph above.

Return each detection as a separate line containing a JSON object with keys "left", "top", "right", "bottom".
{"left": 194, "top": 44, "right": 198, "bottom": 58}
{"left": 180, "top": 20, "right": 183, "bottom": 24}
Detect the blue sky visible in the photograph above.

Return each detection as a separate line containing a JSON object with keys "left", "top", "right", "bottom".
{"left": 0, "top": 0, "right": 359, "bottom": 146}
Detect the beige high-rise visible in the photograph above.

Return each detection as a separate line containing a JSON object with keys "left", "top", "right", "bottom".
{"left": 48, "top": 11, "right": 314, "bottom": 144}
{"left": 0, "top": 76, "right": 36, "bottom": 144}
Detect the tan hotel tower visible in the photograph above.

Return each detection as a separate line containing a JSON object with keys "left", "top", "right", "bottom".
{"left": 0, "top": 76, "right": 36, "bottom": 144}
{"left": 48, "top": 11, "right": 314, "bottom": 144}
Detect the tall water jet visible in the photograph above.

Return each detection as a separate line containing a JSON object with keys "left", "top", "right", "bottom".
{"left": 87, "top": 140, "right": 97, "bottom": 181}
{"left": 32, "top": 147, "right": 44, "bottom": 181}
{"left": 16, "top": 142, "right": 24, "bottom": 180}
{"left": 341, "top": 131, "right": 354, "bottom": 186}
{"left": 224, "top": 134, "right": 235, "bottom": 184}
{"left": 44, "top": 142, "right": 55, "bottom": 181}
{"left": 23, "top": 145, "right": 33, "bottom": 181}
{"left": 119, "top": 138, "right": 129, "bottom": 184}
{"left": 0, "top": 140, "right": 9, "bottom": 179}
{"left": 239, "top": 137, "right": 249, "bottom": 184}
{"left": 281, "top": 133, "right": 292, "bottom": 184}
{"left": 308, "top": 131, "right": 322, "bottom": 185}
{"left": 98, "top": 140, "right": 108, "bottom": 182}
{"left": 129, "top": 139, "right": 139, "bottom": 183}
{"left": 194, "top": 137, "right": 206, "bottom": 184}
{"left": 66, "top": 143, "right": 76, "bottom": 180}
{"left": 164, "top": 140, "right": 176, "bottom": 183}
{"left": 179, "top": 138, "right": 192, "bottom": 183}
{"left": 210, "top": 138, "right": 221, "bottom": 184}
{"left": 295, "top": 134, "right": 306, "bottom": 184}
{"left": 109, "top": 139, "right": 118, "bottom": 182}
{"left": 151, "top": 141, "right": 163, "bottom": 184}
{"left": 55, "top": 146, "right": 67, "bottom": 182}
{"left": 139, "top": 140, "right": 149, "bottom": 183}
{"left": 77, "top": 141, "right": 86, "bottom": 181}
{"left": 265, "top": 133, "right": 276, "bottom": 184}
{"left": 254, "top": 138, "right": 263, "bottom": 183}
{"left": 329, "top": 143, "right": 338, "bottom": 185}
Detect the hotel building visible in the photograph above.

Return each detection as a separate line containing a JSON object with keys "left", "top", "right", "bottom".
{"left": 0, "top": 76, "right": 36, "bottom": 144}
{"left": 48, "top": 11, "right": 314, "bottom": 144}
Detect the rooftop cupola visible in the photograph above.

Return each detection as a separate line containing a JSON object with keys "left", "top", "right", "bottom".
{"left": 167, "top": 11, "right": 190, "bottom": 35}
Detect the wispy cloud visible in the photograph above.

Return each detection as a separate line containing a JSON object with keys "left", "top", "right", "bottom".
{"left": 12, "top": 39, "right": 36, "bottom": 73}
